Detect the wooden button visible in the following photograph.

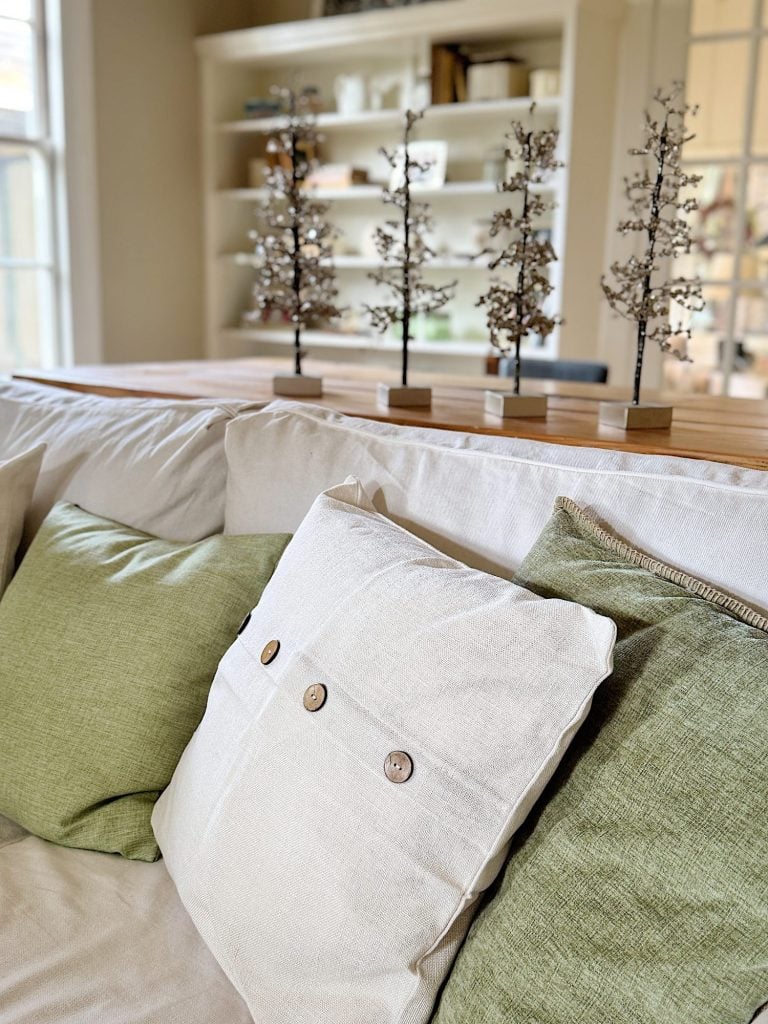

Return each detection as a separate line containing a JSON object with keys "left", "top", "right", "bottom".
{"left": 260, "top": 639, "right": 280, "bottom": 665}
{"left": 237, "top": 611, "right": 251, "bottom": 636}
{"left": 384, "top": 751, "right": 413, "bottom": 784}
{"left": 303, "top": 683, "right": 327, "bottom": 712}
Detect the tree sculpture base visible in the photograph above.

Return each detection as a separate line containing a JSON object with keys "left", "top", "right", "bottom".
{"left": 272, "top": 374, "right": 323, "bottom": 398}
{"left": 485, "top": 390, "right": 548, "bottom": 419}
{"left": 599, "top": 401, "right": 673, "bottom": 430}
{"left": 377, "top": 383, "right": 432, "bottom": 408}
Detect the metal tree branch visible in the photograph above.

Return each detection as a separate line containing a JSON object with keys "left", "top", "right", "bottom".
{"left": 601, "top": 83, "right": 704, "bottom": 405}
{"left": 478, "top": 111, "right": 563, "bottom": 395}
{"left": 364, "top": 109, "right": 456, "bottom": 387}
{"left": 243, "top": 86, "right": 343, "bottom": 376}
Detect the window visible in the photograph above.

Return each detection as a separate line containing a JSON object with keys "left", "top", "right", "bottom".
{"left": 669, "top": 0, "right": 768, "bottom": 397}
{"left": 0, "top": 0, "right": 57, "bottom": 372}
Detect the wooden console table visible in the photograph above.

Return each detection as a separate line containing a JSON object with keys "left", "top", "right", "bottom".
{"left": 14, "top": 357, "right": 768, "bottom": 472}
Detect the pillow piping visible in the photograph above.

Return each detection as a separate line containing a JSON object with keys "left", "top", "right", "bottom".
{"left": 554, "top": 495, "right": 768, "bottom": 631}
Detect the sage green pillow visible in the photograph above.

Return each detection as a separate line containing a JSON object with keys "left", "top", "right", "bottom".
{"left": 434, "top": 496, "right": 768, "bottom": 1024}
{"left": 0, "top": 502, "right": 290, "bottom": 862}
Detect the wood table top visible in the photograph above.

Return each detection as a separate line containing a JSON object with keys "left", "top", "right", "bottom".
{"left": 14, "top": 357, "right": 768, "bottom": 472}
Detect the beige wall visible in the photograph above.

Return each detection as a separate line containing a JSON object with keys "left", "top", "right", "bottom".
{"left": 90, "top": 0, "right": 310, "bottom": 364}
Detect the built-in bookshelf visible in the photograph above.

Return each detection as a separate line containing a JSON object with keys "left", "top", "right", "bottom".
{"left": 196, "top": 0, "right": 623, "bottom": 372}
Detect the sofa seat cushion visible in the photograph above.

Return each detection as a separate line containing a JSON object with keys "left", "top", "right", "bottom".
{"left": 0, "top": 820, "right": 251, "bottom": 1024}
{"left": 0, "top": 380, "right": 260, "bottom": 544}
{"left": 224, "top": 401, "right": 768, "bottom": 614}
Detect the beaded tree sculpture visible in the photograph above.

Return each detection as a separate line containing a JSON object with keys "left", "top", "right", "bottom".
{"left": 602, "top": 84, "right": 704, "bottom": 406}
{"left": 244, "top": 87, "right": 342, "bottom": 378}
{"left": 478, "top": 111, "right": 563, "bottom": 396}
{"left": 365, "top": 109, "right": 456, "bottom": 389}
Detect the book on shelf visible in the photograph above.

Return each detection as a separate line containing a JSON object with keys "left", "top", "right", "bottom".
{"left": 430, "top": 44, "right": 467, "bottom": 105}
{"left": 304, "top": 164, "right": 369, "bottom": 190}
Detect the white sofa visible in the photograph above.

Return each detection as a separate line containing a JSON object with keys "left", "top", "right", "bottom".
{"left": 0, "top": 379, "right": 766, "bottom": 1024}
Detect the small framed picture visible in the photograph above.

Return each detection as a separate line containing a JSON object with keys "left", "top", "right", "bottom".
{"left": 389, "top": 140, "right": 448, "bottom": 191}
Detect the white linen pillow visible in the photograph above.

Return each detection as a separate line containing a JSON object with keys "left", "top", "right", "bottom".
{"left": 0, "top": 380, "right": 261, "bottom": 543}
{"left": 224, "top": 401, "right": 768, "bottom": 613}
{"left": 0, "top": 445, "right": 45, "bottom": 597}
{"left": 153, "top": 479, "right": 616, "bottom": 1024}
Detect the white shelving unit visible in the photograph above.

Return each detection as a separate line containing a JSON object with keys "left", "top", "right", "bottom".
{"left": 196, "top": 0, "right": 623, "bottom": 372}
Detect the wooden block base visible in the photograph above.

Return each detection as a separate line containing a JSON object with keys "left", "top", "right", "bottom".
{"left": 599, "top": 401, "right": 673, "bottom": 430}
{"left": 272, "top": 374, "right": 323, "bottom": 398}
{"left": 377, "top": 383, "right": 432, "bottom": 408}
{"left": 485, "top": 390, "right": 548, "bottom": 419}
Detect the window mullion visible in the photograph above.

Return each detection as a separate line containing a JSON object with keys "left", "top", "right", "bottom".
{"left": 720, "top": 0, "right": 763, "bottom": 395}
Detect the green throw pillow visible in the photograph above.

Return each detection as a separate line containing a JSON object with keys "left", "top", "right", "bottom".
{"left": 434, "top": 496, "right": 768, "bottom": 1024}
{"left": 0, "top": 502, "right": 290, "bottom": 861}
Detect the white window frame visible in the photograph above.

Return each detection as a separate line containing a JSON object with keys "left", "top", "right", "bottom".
{"left": 0, "top": 0, "right": 102, "bottom": 370}
{"left": 0, "top": 0, "right": 58, "bottom": 366}
{"left": 683, "top": 0, "right": 768, "bottom": 394}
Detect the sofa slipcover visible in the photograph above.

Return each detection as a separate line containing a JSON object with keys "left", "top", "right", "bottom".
{"left": 224, "top": 401, "right": 768, "bottom": 613}
{"left": 0, "top": 380, "right": 262, "bottom": 544}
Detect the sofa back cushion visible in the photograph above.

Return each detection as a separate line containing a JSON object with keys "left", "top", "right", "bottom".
{"left": 0, "top": 445, "right": 44, "bottom": 597}
{"left": 0, "top": 380, "right": 257, "bottom": 542}
{"left": 224, "top": 401, "right": 768, "bottom": 613}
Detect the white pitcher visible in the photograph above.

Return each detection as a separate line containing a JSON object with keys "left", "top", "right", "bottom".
{"left": 334, "top": 73, "right": 367, "bottom": 116}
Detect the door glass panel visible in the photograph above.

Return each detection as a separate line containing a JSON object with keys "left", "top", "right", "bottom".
{"left": 0, "top": 146, "right": 47, "bottom": 260}
{"left": 752, "top": 37, "right": 768, "bottom": 154}
{"left": 691, "top": 0, "right": 754, "bottom": 34}
{"left": 687, "top": 40, "right": 750, "bottom": 158}
{"left": 0, "top": 16, "right": 36, "bottom": 137}
{"left": 675, "top": 164, "right": 741, "bottom": 280}
{"left": 662, "top": 299, "right": 721, "bottom": 394}
{"left": 0, "top": 267, "right": 44, "bottom": 370}
{"left": 0, "top": 1, "right": 31, "bottom": 19}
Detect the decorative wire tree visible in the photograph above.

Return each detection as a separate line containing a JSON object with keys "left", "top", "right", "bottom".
{"left": 478, "top": 110, "right": 563, "bottom": 408}
{"left": 365, "top": 109, "right": 456, "bottom": 403}
{"left": 244, "top": 87, "right": 342, "bottom": 392}
{"left": 601, "top": 83, "right": 704, "bottom": 410}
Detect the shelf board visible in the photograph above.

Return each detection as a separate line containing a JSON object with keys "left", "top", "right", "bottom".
{"left": 219, "top": 252, "right": 492, "bottom": 270}
{"left": 219, "top": 180, "right": 556, "bottom": 202}
{"left": 216, "top": 96, "right": 561, "bottom": 135}
{"left": 220, "top": 327, "right": 490, "bottom": 357}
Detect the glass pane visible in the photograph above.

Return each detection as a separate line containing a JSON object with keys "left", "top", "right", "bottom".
{"left": 0, "top": 1, "right": 31, "bottom": 19}
{"left": 674, "top": 164, "right": 741, "bottom": 280}
{"left": 686, "top": 40, "right": 750, "bottom": 158}
{"left": 743, "top": 165, "right": 768, "bottom": 279}
{"left": 0, "top": 146, "right": 47, "bottom": 259}
{"left": 0, "top": 267, "right": 43, "bottom": 370}
{"left": 0, "top": 17, "right": 36, "bottom": 137}
{"left": 753, "top": 37, "right": 768, "bottom": 155}
{"left": 691, "top": 0, "right": 754, "bottom": 34}
{"left": 662, "top": 316, "right": 721, "bottom": 394}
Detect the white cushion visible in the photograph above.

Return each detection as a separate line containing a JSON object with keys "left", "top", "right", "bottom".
{"left": 0, "top": 446, "right": 44, "bottom": 597}
{"left": 224, "top": 401, "right": 768, "bottom": 613}
{"left": 154, "top": 479, "right": 615, "bottom": 1024}
{"left": 0, "top": 380, "right": 258, "bottom": 543}
{"left": 0, "top": 822, "right": 251, "bottom": 1024}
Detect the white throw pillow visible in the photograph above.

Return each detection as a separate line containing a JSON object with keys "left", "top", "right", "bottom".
{"left": 224, "top": 401, "right": 768, "bottom": 613}
{"left": 0, "top": 380, "right": 260, "bottom": 544}
{"left": 0, "top": 445, "right": 45, "bottom": 597}
{"left": 154, "top": 479, "right": 616, "bottom": 1024}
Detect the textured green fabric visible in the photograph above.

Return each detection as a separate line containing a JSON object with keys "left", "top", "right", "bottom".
{"left": 0, "top": 502, "right": 290, "bottom": 861}
{"left": 434, "top": 497, "right": 768, "bottom": 1024}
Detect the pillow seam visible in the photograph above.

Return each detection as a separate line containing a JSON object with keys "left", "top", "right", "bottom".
{"left": 555, "top": 495, "right": 768, "bottom": 631}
